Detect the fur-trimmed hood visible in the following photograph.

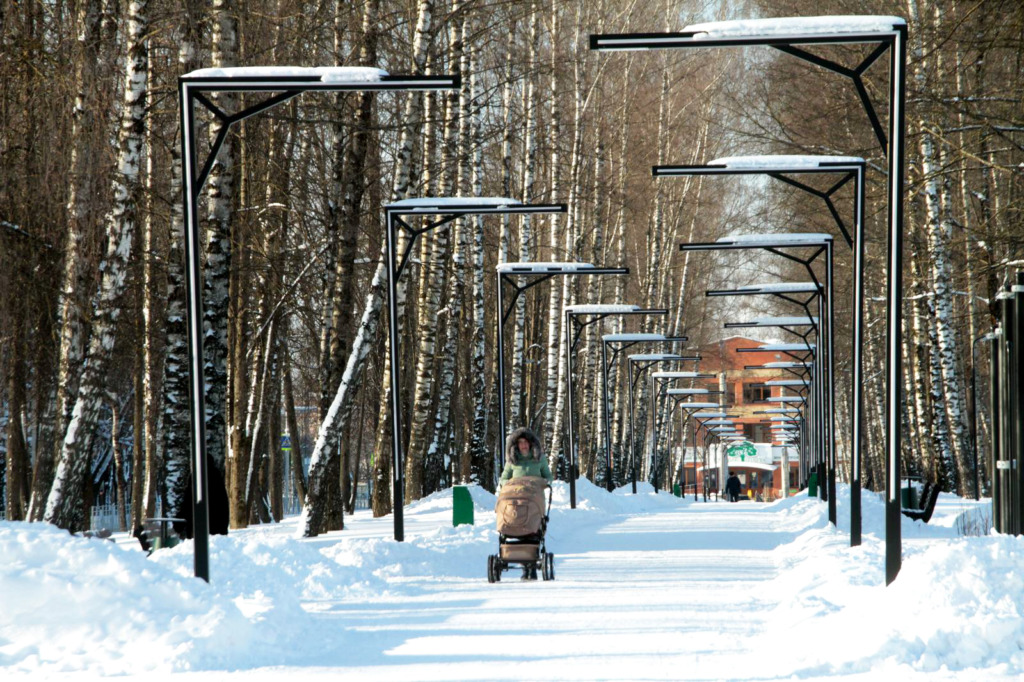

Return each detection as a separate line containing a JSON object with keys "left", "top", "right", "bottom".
{"left": 505, "top": 427, "right": 543, "bottom": 465}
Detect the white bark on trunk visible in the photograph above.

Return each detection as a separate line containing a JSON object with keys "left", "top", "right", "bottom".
{"left": 549, "top": 9, "right": 588, "bottom": 475}
{"left": 467, "top": 38, "right": 488, "bottom": 484}
{"left": 203, "top": 0, "right": 238, "bottom": 473}
{"left": 542, "top": 6, "right": 563, "bottom": 459}
{"left": 919, "top": 120, "right": 964, "bottom": 489}
{"left": 498, "top": 24, "right": 515, "bottom": 265}
{"left": 31, "top": 0, "right": 103, "bottom": 521}
{"left": 423, "top": 4, "right": 468, "bottom": 499}
{"left": 142, "top": 57, "right": 164, "bottom": 521}
{"left": 303, "top": 0, "right": 434, "bottom": 536}
{"left": 163, "top": 0, "right": 203, "bottom": 524}
{"left": 509, "top": 2, "right": 539, "bottom": 431}
{"left": 45, "top": 0, "right": 149, "bottom": 529}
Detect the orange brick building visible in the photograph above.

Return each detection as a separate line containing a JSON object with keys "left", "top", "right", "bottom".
{"left": 676, "top": 336, "right": 807, "bottom": 498}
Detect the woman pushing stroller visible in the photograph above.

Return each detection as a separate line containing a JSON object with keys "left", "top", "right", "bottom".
{"left": 488, "top": 427, "right": 556, "bottom": 582}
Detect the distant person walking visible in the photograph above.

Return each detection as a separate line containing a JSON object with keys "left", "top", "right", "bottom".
{"left": 725, "top": 472, "right": 742, "bottom": 503}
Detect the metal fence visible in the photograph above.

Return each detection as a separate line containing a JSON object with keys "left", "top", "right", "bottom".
{"left": 90, "top": 504, "right": 126, "bottom": 532}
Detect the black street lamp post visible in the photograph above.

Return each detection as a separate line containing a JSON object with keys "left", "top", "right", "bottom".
{"left": 683, "top": 236, "right": 836, "bottom": 526}
{"left": 496, "top": 263, "right": 629, "bottom": 477}
{"left": 564, "top": 306, "right": 668, "bottom": 507}
{"left": 179, "top": 66, "right": 458, "bottom": 581}
{"left": 636, "top": 365, "right": 713, "bottom": 496}
{"left": 648, "top": 373, "right": 717, "bottom": 492}
{"left": 658, "top": 156, "right": 866, "bottom": 544}
{"left": 600, "top": 334, "right": 689, "bottom": 491}
{"left": 591, "top": 14, "right": 908, "bottom": 584}
{"left": 383, "top": 200, "right": 566, "bottom": 541}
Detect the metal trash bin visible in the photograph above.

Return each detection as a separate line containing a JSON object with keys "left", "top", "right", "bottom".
{"left": 453, "top": 485, "right": 474, "bottom": 527}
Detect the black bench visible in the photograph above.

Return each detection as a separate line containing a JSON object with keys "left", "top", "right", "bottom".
{"left": 901, "top": 482, "right": 940, "bottom": 523}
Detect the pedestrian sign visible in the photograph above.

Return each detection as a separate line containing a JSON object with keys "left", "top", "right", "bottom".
{"left": 280, "top": 434, "right": 292, "bottom": 451}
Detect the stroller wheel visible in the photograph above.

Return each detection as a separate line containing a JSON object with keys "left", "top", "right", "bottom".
{"left": 487, "top": 554, "right": 501, "bottom": 583}
{"left": 542, "top": 553, "right": 555, "bottom": 581}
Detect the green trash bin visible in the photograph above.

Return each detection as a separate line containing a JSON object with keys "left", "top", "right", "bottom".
{"left": 807, "top": 472, "right": 818, "bottom": 497}
{"left": 900, "top": 486, "right": 917, "bottom": 509}
{"left": 453, "top": 485, "right": 474, "bottom": 527}
{"left": 673, "top": 484, "right": 681, "bottom": 497}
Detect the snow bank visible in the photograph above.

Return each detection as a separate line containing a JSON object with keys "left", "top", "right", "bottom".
{"left": 2, "top": 478, "right": 1017, "bottom": 680}
{"left": 759, "top": 486, "right": 1023, "bottom": 677}
{"left": 0, "top": 521, "right": 254, "bottom": 675}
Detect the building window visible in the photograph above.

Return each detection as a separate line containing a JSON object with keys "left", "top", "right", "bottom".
{"left": 743, "top": 382, "right": 772, "bottom": 403}
{"left": 750, "top": 424, "right": 771, "bottom": 442}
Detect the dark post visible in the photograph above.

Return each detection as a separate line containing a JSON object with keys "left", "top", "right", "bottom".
{"left": 565, "top": 309, "right": 578, "bottom": 507}
{"left": 1011, "top": 274, "right": 1019, "bottom": 528}
{"left": 851, "top": 164, "right": 866, "bottom": 544}
{"left": 496, "top": 269, "right": 508, "bottom": 469}
{"left": 826, "top": 241, "right": 837, "bottom": 525}
{"left": 989, "top": 328, "right": 1002, "bottom": 532}
{"left": 178, "top": 82, "right": 210, "bottom": 583}
{"left": 628, "top": 361, "right": 638, "bottom": 494}
{"left": 885, "top": 25, "right": 908, "bottom": 585}
{"left": 383, "top": 211, "right": 405, "bottom": 541}
{"left": 998, "top": 288, "right": 1014, "bottom": 534}
{"left": 601, "top": 340, "right": 614, "bottom": 491}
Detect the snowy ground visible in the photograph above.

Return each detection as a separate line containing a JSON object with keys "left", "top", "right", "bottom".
{"left": 1, "top": 479, "right": 1020, "bottom": 681}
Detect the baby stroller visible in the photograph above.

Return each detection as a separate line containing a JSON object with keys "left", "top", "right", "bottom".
{"left": 487, "top": 475, "right": 555, "bottom": 582}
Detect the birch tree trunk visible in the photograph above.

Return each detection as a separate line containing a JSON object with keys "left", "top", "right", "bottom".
{"left": 542, "top": 6, "right": 563, "bottom": 459}
{"left": 45, "top": 0, "right": 149, "bottom": 529}
{"left": 498, "top": 22, "right": 515, "bottom": 265}
{"left": 29, "top": 0, "right": 103, "bottom": 521}
{"left": 466, "top": 38, "right": 489, "bottom": 484}
{"left": 406, "top": 0, "right": 461, "bottom": 503}
{"left": 645, "top": 66, "right": 670, "bottom": 310}
{"left": 425, "top": 7, "right": 471, "bottom": 496}
{"left": 142, "top": 58, "right": 164, "bottom": 522}
{"left": 304, "top": 0, "right": 435, "bottom": 536}
{"left": 4, "top": 282, "right": 29, "bottom": 520}
{"left": 108, "top": 398, "right": 128, "bottom": 532}
{"left": 548, "top": 15, "right": 587, "bottom": 475}
{"left": 163, "top": 0, "right": 205, "bottom": 526}
{"left": 509, "top": 2, "right": 540, "bottom": 431}
{"left": 202, "top": 0, "right": 237, "bottom": 479}
{"left": 324, "top": 0, "right": 380, "bottom": 518}
{"left": 916, "top": 128, "right": 958, "bottom": 486}
{"left": 280, "top": 337, "right": 307, "bottom": 507}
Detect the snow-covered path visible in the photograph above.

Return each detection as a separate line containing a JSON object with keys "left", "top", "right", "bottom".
{"left": 314, "top": 503, "right": 796, "bottom": 681}
{"left": 1, "top": 480, "right": 1020, "bottom": 680}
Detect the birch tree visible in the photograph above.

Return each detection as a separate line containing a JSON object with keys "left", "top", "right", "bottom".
{"left": 163, "top": 0, "right": 205, "bottom": 526}
{"left": 465, "top": 35, "right": 490, "bottom": 485}
{"left": 508, "top": 2, "right": 540, "bottom": 431}
{"left": 303, "top": 0, "right": 435, "bottom": 535}
{"left": 202, "top": 0, "right": 237, "bottom": 484}
{"left": 29, "top": 0, "right": 104, "bottom": 521}
{"left": 45, "top": 0, "right": 150, "bottom": 529}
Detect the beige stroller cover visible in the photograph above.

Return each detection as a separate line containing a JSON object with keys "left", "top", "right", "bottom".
{"left": 495, "top": 476, "right": 548, "bottom": 537}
